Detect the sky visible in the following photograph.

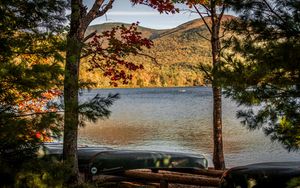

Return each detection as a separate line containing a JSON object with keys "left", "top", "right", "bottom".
{"left": 84, "top": 1, "right": 209, "bottom": 29}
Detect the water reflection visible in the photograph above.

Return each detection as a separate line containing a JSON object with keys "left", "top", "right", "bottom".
{"left": 80, "top": 122, "right": 152, "bottom": 146}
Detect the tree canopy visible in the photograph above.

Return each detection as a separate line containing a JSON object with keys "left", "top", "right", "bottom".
{"left": 219, "top": 0, "right": 300, "bottom": 151}
{"left": 0, "top": 1, "right": 67, "bottom": 184}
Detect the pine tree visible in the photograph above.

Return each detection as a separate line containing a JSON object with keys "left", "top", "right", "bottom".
{"left": 0, "top": 0, "right": 67, "bottom": 185}
{"left": 219, "top": 0, "right": 300, "bottom": 150}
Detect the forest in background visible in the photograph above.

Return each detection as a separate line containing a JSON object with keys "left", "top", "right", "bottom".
{"left": 81, "top": 15, "right": 234, "bottom": 88}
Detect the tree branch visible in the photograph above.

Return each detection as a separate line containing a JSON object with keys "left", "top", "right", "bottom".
{"left": 84, "top": 0, "right": 104, "bottom": 23}
{"left": 218, "top": 5, "right": 226, "bottom": 21}
{"left": 199, "top": 64, "right": 213, "bottom": 82}
{"left": 193, "top": 5, "right": 212, "bottom": 34}
{"left": 179, "top": 8, "right": 208, "bottom": 15}
{"left": 96, "top": 0, "right": 114, "bottom": 18}
{"left": 83, "top": 30, "right": 97, "bottom": 43}
{"left": 261, "top": 0, "right": 299, "bottom": 36}
{"left": 209, "top": 0, "right": 216, "bottom": 30}
{"left": 13, "top": 111, "right": 64, "bottom": 118}
{"left": 201, "top": 4, "right": 211, "bottom": 15}
{"left": 82, "top": 0, "right": 114, "bottom": 30}
{"left": 195, "top": 32, "right": 210, "bottom": 42}
{"left": 262, "top": 0, "right": 287, "bottom": 25}
{"left": 135, "top": 52, "right": 160, "bottom": 66}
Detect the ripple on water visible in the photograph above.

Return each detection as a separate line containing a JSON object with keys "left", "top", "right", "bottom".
{"left": 79, "top": 87, "right": 300, "bottom": 167}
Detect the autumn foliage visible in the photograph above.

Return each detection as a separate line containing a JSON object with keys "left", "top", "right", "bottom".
{"left": 86, "top": 23, "right": 153, "bottom": 86}
{"left": 131, "top": 0, "right": 215, "bottom": 12}
{"left": 18, "top": 90, "right": 62, "bottom": 113}
{"left": 131, "top": 0, "right": 178, "bottom": 13}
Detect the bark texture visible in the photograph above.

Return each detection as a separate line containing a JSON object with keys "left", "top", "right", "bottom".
{"left": 210, "top": 2, "right": 225, "bottom": 170}
{"left": 63, "top": 0, "right": 114, "bottom": 184}
{"left": 63, "top": 0, "right": 83, "bottom": 184}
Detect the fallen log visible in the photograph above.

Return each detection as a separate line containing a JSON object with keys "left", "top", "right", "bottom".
{"left": 123, "top": 169, "right": 221, "bottom": 187}
{"left": 92, "top": 174, "right": 129, "bottom": 183}
{"left": 92, "top": 174, "right": 160, "bottom": 187}
{"left": 156, "top": 168, "right": 225, "bottom": 178}
{"left": 187, "top": 168, "right": 224, "bottom": 177}
{"left": 119, "top": 181, "right": 159, "bottom": 188}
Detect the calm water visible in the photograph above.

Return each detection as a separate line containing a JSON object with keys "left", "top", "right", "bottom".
{"left": 78, "top": 87, "right": 300, "bottom": 167}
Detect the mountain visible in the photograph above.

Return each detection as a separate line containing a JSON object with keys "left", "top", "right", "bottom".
{"left": 81, "top": 15, "right": 235, "bottom": 88}
{"left": 86, "top": 22, "right": 166, "bottom": 39}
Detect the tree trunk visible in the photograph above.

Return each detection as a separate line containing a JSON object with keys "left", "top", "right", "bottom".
{"left": 210, "top": 5, "right": 225, "bottom": 170}
{"left": 63, "top": 37, "right": 81, "bottom": 184}
{"left": 63, "top": 0, "right": 114, "bottom": 184}
{"left": 212, "top": 86, "right": 225, "bottom": 169}
{"left": 63, "top": 0, "right": 83, "bottom": 184}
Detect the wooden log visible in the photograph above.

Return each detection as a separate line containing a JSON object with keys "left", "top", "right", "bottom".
{"left": 123, "top": 170, "right": 221, "bottom": 187}
{"left": 196, "top": 169, "right": 225, "bottom": 177}
{"left": 120, "top": 181, "right": 158, "bottom": 188}
{"left": 176, "top": 169, "right": 225, "bottom": 177}
{"left": 92, "top": 174, "right": 160, "bottom": 187}
{"left": 206, "top": 168, "right": 226, "bottom": 177}
{"left": 156, "top": 168, "right": 225, "bottom": 177}
{"left": 92, "top": 174, "right": 129, "bottom": 183}
{"left": 132, "top": 169, "right": 224, "bottom": 179}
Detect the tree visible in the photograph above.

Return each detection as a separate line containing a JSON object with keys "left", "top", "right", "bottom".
{"left": 218, "top": 0, "right": 300, "bottom": 151}
{"left": 134, "top": 0, "right": 227, "bottom": 169}
{"left": 64, "top": 0, "right": 158, "bottom": 184}
{"left": 0, "top": 0, "right": 67, "bottom": 185}
{"left": 187, "top": 0, "right": 227, "bottom": 170}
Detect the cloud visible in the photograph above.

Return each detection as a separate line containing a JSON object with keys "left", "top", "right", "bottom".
{"left": 107, "top": 11, "right": 160, "bottom": 16}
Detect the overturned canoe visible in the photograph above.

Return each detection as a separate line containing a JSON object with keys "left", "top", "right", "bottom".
{"left": 220, "top": 161, "right": 300, "bottom": 188}
{"left": 42, "top": 143, "right": 208, "bottom": 176}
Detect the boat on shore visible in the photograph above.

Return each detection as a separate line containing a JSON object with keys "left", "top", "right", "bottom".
{"left": 41, "top": 143, "right": 208, "bottom": 176}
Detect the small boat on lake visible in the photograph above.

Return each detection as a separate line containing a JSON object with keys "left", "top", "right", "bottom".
{"left": 41, "top": 143, "right": 208, "bottom": 176}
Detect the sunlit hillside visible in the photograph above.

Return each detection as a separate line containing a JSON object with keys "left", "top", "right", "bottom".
{"left": 81, "top": 15, "right": 235, "bottom": 88}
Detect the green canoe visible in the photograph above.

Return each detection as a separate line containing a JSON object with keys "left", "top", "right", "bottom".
{"left": 42, "top": 143, "right": 208, "bottom": 176}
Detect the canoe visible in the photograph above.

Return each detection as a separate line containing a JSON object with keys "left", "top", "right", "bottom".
{"left": 41, "top": 143, "right": 208, "bottom": 176}
{"left": 220, "top": 161, "right": 300, "bottom": 188}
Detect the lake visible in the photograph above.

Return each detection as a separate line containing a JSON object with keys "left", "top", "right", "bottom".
{"left": 78, "top": 87, "right": 300, "bottom": 167}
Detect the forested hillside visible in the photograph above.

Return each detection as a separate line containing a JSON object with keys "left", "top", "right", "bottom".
{"left": 81, "top": 16, "right": 234, "bottom": 88}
